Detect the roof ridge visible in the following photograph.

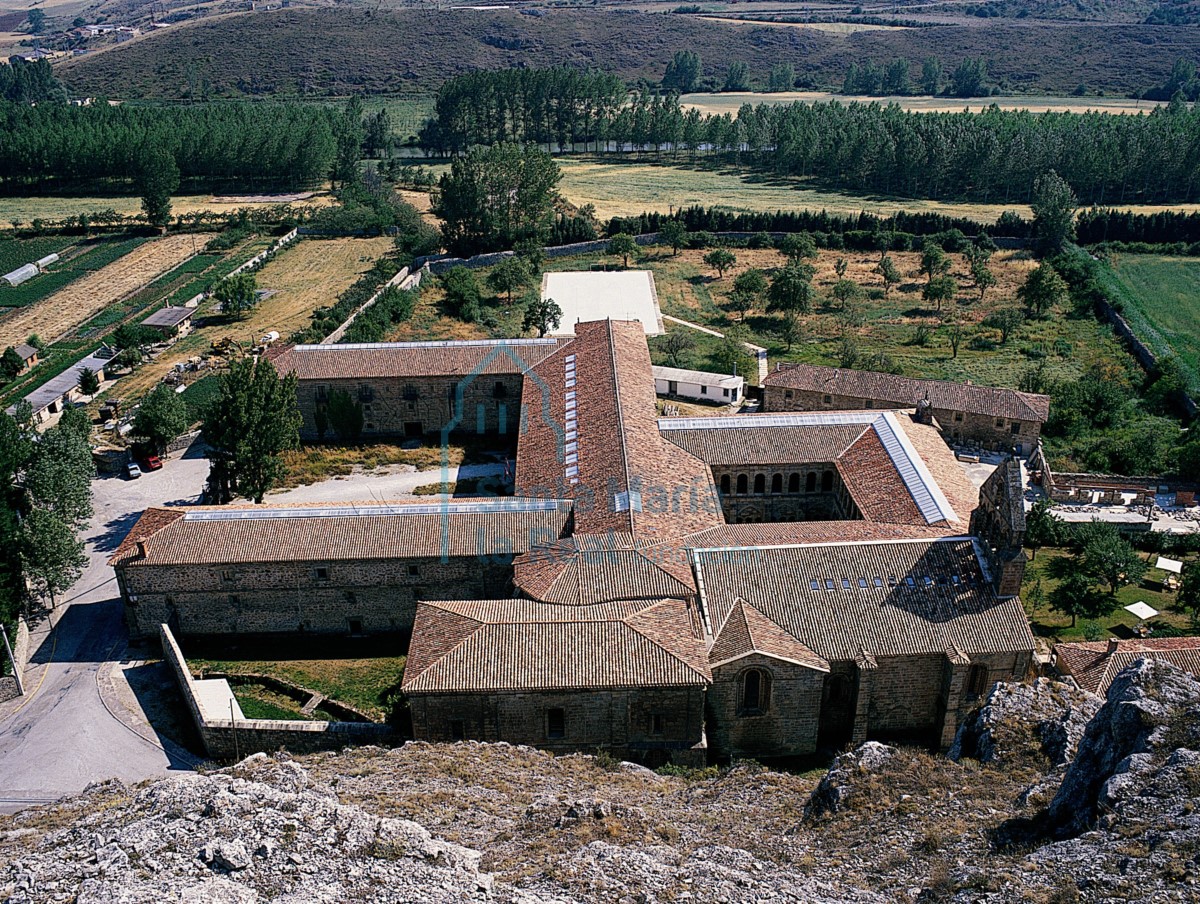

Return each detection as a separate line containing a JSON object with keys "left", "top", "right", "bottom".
{"left": 624, "top": 600, "right": 709, "bottom": 679}
{"left": 605, "top": 320, "right": 636, "bottom": 534}
{"left": 403, "top": 604, "right": 485, "bottom": 685}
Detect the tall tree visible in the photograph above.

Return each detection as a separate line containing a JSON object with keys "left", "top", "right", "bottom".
{"left": 877, "top": 255, "right": 902, "bottom": 295}
{"left": 923, "top": 274, "right": 957, "bottom": 313}
{"left": 1018, "top": 262, "right": 1069, "bottom": 318}
{"left": 134, "top": 146, "right": 179, "bottom": 230}
{"left": 768, "top": 64, "right": 796, "bottom": 93}
{"left": 1081, "top": 526, "right": 1147, "bottom": 595}
{"left": 1049, "top": 570, "right": 1103, "bottom": 628}
{"left": 133, "top": 383, "right": 190, "bottom": 455}
{"left": 663, "top": 51, "right": 702, "bottom": 93}
{"left": 77, "top": 367, "right": 100, "bottom": 396}
{"left": 779, "top": 233, "right": 817, "bottom": 264}
{"left": 1024, "top": 499, "right": 1062, "bottom": 560}
{"left": 486, "top": 256, "right": 534, "bottom": 304}
{"left": 659, "top": 219, "right": 688, "bottom": 256}
{"left": 332, "top": 95, "right": 366, "bottom": 186}
{"left": 523, "top": 295, "right": 562, "bottom": 338}
{"left": 214, "top": 273, "right": 259, "bottom": 321}
{"left": 704, "top": 248, "right": 736, "bottom": 279}
{"left": 920, "top": 241, "right": 950, "bottom": 283}
{"left": 433, "top": 144, "right": 561, "bottom": 256}
{"left": 723, "top": 62, "right": 750, "bottom": 92}
{"left": 768, "top": 264, "right": 815, "bottom": 315}
{"left": 203, "top": 357, "right": 302, "bottom": 504}
{"left": 1031, "top": 170, "right": 1077, "bottom": 256}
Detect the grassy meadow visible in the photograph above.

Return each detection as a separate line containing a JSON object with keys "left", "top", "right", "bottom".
{"left": 1108, "top": 254, "right": 1200, "bottom": 393}
{"left": 679, "top": 91, "right": 1168, "bottom": 117}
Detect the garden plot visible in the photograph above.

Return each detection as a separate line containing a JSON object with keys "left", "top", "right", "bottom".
{"left": 0, "top": 234, "right": 213, "bottom": 349}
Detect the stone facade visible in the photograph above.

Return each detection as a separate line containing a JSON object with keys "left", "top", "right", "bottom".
{"left": 408, "top": 687, "right": 707, "bottom": 767}
{"left": 707, "top": 655, "right": 826, "bottom": 758}
{"left": 970, "top": 459, "right": 1027, "bottom": 598}
{"left": 764, "top": 385, "right": 1043, "bottom": 454}
{"left": 712, "top": 464, "right": 856, "bottom": 524}
{"left": 121, "top": 556, "right": 514, "bottom": 640}
{"left": 298, "top": 373, "right": 525, "bottom": 440}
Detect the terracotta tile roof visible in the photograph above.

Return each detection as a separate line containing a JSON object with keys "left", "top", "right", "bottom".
{"left": 765, "top": 363, "right": 1051, "bottom": 423}
{"left": 836, "top": 426, "right": 928, "bottom": 526}
{"left": 660, "top": 421, "right": 866, "bottom": 466}
{"left": 271, "top": 338, "right": 568, "bottom": 381}
{"left": 681, "top": 521, "right": 953, "bottom": 548}
{"left": 109, "top": 499, "right": 572, "bottom": 567}
{"left": 402, "top": 597, "right": 711, "bottom": 694}
{"left": 515, "top": 320, "right": 723, "bottom": 540}
{"left": 709, "top": 599, "right": 829, "bottom": 671}
{"left": 512, "top": 538, "right": 696, "bottom": 606}
{"left": 1054, "top": 637, "right": 1200, "bottom": 697}
{"left": 693, "top": 538, "right": 1035, "bottom": 663}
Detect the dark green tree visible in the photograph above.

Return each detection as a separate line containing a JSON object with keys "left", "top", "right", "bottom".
{"left": 1019, "top": 262, "right": 1069, "bottom": 319}
{"left": 0, "top": 347, "right": 24, "bottom": 381}
{"left": 433, "top": 144, "right": 560, "bottom": 256}
{"left": 77, "top": 367, "right": 100, "bottom": 396}
{"left": 920, "top": 241, "right": 950, "bottom": 283}
{"left": 768, "top": 64, "right": 796, "bottom": 93}
{"left": 214, "top": 273, "right": 258, "bottom": 321}
{"left": 949, "top": 58, "right": 988, "bottom": 97}
{"left": 327, "top": 389, "right": 364, "bottom": 442}
{"left": 768, "top": 264, "right": 815, "bottom": 315}
{"left": 134, "top": 146, "right": 179, "bottom": 230}
{"left": 439, "top": 266, "right": 483, "bottom": 323}
{"left": 659, "top": 220, "right": 688, "bottom": 256}
{"left": 1049, "top": 570, "right": 1103, "bottom": 627}
{"left": 1024, "top": 499, "right": 1062, "bottom": 559}
{"left": 923, "top": 274, "right": 957, "bottom": 313}
{"left": 663, "top": 51, "right": 702, "bottom": 93}
{"left": 202, "top": 357, "right": 302, "bottom": 504}
{"left": 1081, "top": 525, "right": 1147, "bottom": 595}
{"left": 877, "top": 255, "right": 902, "bottom": 295}
{"left": 523, "top": 295, "right": 562, "bottom": 338}
{"left": 332, "top": 95, "right": 365, "bottom": 186}
{"left": 723, "top": 62, "right": 750, "bottom": 92}
{"left": 704, "top": 248, "right": 736, "bottom": 278}
{"left": 921, "top": 57, "right": 942, "bottom": 94}
{"left": 1179, "top": 560, "right": 1200, "bottom": 627}
{"left": 486, "top": 256, "right": 534, "bottom": 304}
{"left": 779, "top": 233, "right": 817, "bottom": 264}
{"left": 1031, "top": 170, "right": 1077, "bottom": 256}
{"left": 133, "top": 383, "right": 190, "bottom": 455}
{"left": 607, "top": 233, "right": 638, "bottom": 268}
{"left": 984, "top": 308, "right": 1025, "bottom": 344}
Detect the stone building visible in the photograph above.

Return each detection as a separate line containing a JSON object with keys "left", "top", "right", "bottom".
{"left": 121, "top": 318, "right": 1038, "bottom": 761}
{"left": 1054, "top": 637, "right": 1200, "bottom": 696}
{"left": 269, "top": 338, "right": 567, "bottom": 440}
{"left": 970, "top": 458, "right": 1027, "bottom": 598}
{"left": 762, "top": 363, "right": 1050, "bottom": 454}
{"left": 140, "top": 306, "right": 194, "bottom": 341}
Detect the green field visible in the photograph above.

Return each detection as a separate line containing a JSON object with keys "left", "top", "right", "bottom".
{"left": 0, "top": 235, "right": 152, "bottom": 308}
{"left": 0, "top": 235, "right": 77, "bottom": 276}
{"left": 1109, "top": 254, "right": 1200, "bottom": 393}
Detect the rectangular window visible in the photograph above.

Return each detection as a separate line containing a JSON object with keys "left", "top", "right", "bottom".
{"left": 450, "top": 720, "right": 465, "bottom": 741}
{"left": 823, "top": 394, "right": 833, "bottom": 405}
{"left": 1011, "top": 422, "right": 1021, "bottom": 435}
{"left": 348, "top": 618, "right": 363, "bottom": 636}
{"left": 547, "top": 707, "right": 565, "bottom": 739}
{"left": 408, "top": 564, "right": 419, "bottom": 577}
{"left": 314, "top": 566, "right": 329, "bottom": 581}
{"left": 648, "top": 714, "right": 665, "bottom": 736}
{"left": 995, "top": 418, "right": 1005, "bottom": 428}
{"left": 315, "top": 384, "right": 329, "bottom": 401}
{"left": 700, "top": 385, "right": 707, "bottom": 395}
{"left": 954, "top": 412, "right": 964, "bottom": 422}
{"left": 221, "top": 570, "right": 234, "bottom": 583}
{"left": 228, "top": 595, "right": 239, "bottom": 607}
{"left": 345, "top": 591, "right": 357, "bottom": 604}
{"left": 784, "top": 390, "right": 794, "bottom": 400}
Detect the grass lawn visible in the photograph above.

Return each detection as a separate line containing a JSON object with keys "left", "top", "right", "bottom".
{"left": 1108, "top": 254, "right": 1200, "bottom": 393}
{"left": 191, "top": 656, "right": 407, "bottom": 721}
{"left": 525, "top": 246, "right": 1131, "bottom": 392}
{"left": 1021, "top": 546, "right": 1196, "bottom": 642}
{"left": 233, "top": 685, "right": 318, "bottom": 722}
{"left": 0, "top": 193, "right": 334, "bottom": 227}
{"left": 273, "top": 442, "right": 469, "bottom": 490}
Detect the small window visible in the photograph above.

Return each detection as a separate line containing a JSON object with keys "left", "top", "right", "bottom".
{"left": 221, "top": 570, "right": 234, "bottom": 583}
{"left": 823, "top": 394, "right": 833, "bottom": 405}
{"left": 357, "top": 384, "right": 374, "bottom": 402}
{"left": 784, "top": 389, "right": 793, "bottom": 400}
{"left": 403, "top": 384, "right": 419, "bottom": 401}
{"left": 858, "top": 578, "right": 868, "bottom": 589}
{"left": 788, "top": 473, "right": 800, "bottom": 493}
{"left": 348, "top": 618, "right": 363, "bottom": 636}
{"left": 700, "top": 385, "right": 707, "bottom": 395}
{"left": 873, "top": 577, "right": 883, "bottom": 588}
{"left": 810, "top": 579, "right": 821, "bottom": 591}
{"left": 740, "top": 668, "right": 771, "bottom": 715}
{"left": 408, "top": 564, "right": 419, "bottom": 577}
{"left": 821, "top": 470, "right": 834, "bottom": 492}
{"left": 864, "top": 399, "right": 873, "bottom": 408}
{"left": 753, "top": 474, "right": 765, "bottom": 494}
{"left": 648, "top": 714, "right": 666, "bottom": 736}
{"left": 723, "top": 387, "right": 730, "bottom": 397}
{"left": 493, "top": 381, "right": 507, "bottom": 399}
{"left": 841, "top": 578, "right": 851, "bottom": 590}
{"left": 450, "top": 720, "right": 465, "bottom": 740}
{"left": 736, "top": 474, "right": 748, "bottom": 494}
{"left": 314, "top": 566, "right": 329, "bottom": 581}
{"left": 995, "top": 418, "right": 1005, "bottom": 428}
{"left": 228, "top": 594, "right": 239, "bottom": 606}
{"left": 345, "top": 591, "right": 358, "bottom": 604}
{"left": 720, "top": 474, "right": 731, "bottom": 494}
{"left": 966, "top": 664, "right": 989, "bottom": 697}
{"left": 547, "top": 708, "right": 566, "bottom": 739}
{"left": 771, "top": 473, "right": 783, "bottom": 494}
{"left": 315, "top": 384, "right": 329, "bottom": 401}
{"left": 824, "top": 579, "right": 835, "bottom": 591}
{"left": 954, "top": 411, "right": 964, "bottom": 422}
{"left": 905, "top": 576, "right": 916, "bottom": 587}
{"left": 1011, "top": 422, "right": 1021, "bottom": 435}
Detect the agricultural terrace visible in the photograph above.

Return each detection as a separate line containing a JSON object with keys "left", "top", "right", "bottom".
{"left": 0, "top": 234, "right": 213, "bottom": 349}
{"left": 1108, "top": 254, "right": 1200, "bottom": 394}
{"left": 115, "top": 236, "right": 397, "bottom": 401}
{"left": 679, "top": 91, "right": 1169, "bottom": 117}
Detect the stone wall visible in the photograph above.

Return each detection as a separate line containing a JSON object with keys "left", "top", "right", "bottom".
{"left": 712, "top": 464, "right": 855, "bottom": 524}
{"left": 707, "top": 654, "right": 825, "bottom": 759}
{"left": 408, "top": 686, "right": 707, "bottom": 767}
{"left": 159, "top": 623, "right": 396, "bottom": 760}
{"left": 0, "top": 617, "right": 30, "bottom": 703}
{"left": 122, "top": 556, "right": 515, "bottom": 639}
{"left": 764, "top": 386, "right": 1042, "bottom": 453}
{"left": 297, "top": 373, "right": 525, "bottom": 440}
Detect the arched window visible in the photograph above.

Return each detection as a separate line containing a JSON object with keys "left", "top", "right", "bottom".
{"left": 821, "top": 470, "right": 834, "bottom": 492}
{"left": 826, "top": 674, "right": 850, "bottom": 705}
{"left": 771, "top": 473, "right": 783, "bottom": 494}
{"left": 965, "top": 664, "right": 989, "bottom": 697}
{"left": 805, "top": 472, "right": 817, "bottom": 493}
{"left": 720, "top": 474, "right": 731, "bottom": 495}
{"left": 740, "top": 668, "right": 771, "bottom": 715}
{"left": 753, "top": 474, "right": 766, "bottom": 494}
{"left": 736, "top": 474, "right": 748, "bottom": 495}
{"left": 788, "top": 473, "right": 800, "bottom": 493}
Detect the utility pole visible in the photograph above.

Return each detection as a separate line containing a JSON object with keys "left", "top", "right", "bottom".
{"left": 0, "top": 624, "right": 24, "bottom": 697}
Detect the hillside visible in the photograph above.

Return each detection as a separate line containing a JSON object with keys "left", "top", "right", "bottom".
{"left": 55, "top": 8, "right": 1200, "bottom": 99}
{"left": 942, "top": 0, "right": 1200, "bottom": 24}
{"left": 2, "top": 659, "right": 1198, "bottom": 903}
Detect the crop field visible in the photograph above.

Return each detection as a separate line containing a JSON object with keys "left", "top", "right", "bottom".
{"left": 549, "top": 158, "right": 1200, "bottom": 224}
{"left": 115, "top": 237, "right": 395, "bottom": 400}
{"left": 1108, "top": 254, "right": 1200, "bottom": 393}
{"left": 0, "top": 192, "right": 335, "bottom": 227}
{"left": 0, "top": 234, "right": 210, "bottom": 349}
{"left": 528, "top": 246, "right": 1132, "bottom": 390}
{"left": 680, "top": 91, "right": 1169, "bottom": 117}
{"left": 0, "top": 236, "right": 78, "bottom": 276}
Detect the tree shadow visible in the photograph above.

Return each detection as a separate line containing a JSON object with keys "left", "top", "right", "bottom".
{"left": 1045, "top": 555, "right": 1081, "bottom": 581}
{"left": 92, "top": 511, "right": 142, "bottom": 553}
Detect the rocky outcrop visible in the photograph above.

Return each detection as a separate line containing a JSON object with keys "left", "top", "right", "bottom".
{"left": 1047, "top": 657, "right": 1200, "bottom": 838}
{"left": 805, "top": 741, "right": 896, "bottom": 818}
{"left": 950, "top": 677, "right": 1102, "bottom": 766}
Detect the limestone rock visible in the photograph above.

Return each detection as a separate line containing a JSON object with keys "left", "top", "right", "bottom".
{"left": 805, "top": 741, "right": 896, "bottom": 818}
{"left": 949, "top": 677, "right": 1101, "bottom": 767}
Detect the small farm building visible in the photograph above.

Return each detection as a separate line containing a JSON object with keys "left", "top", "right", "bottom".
{"left": 11, "top": 343, "right": 39, "bottom": 373}
{"left": 141, "top": 306, "right": 195, "bottom": 340}
{"left": 652, "top": 365, "right": 743, "bottom": 404}
{"left": 7, "top": 346, "right": 115, "bottom": 423}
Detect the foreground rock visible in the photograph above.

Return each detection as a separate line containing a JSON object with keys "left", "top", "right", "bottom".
{"left": 805, "top": 741, "right": 896, "bottom": 818}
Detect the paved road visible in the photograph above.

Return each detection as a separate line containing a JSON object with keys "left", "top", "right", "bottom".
{"left": 0, "top": 451, "right": 211, "bottom": 815}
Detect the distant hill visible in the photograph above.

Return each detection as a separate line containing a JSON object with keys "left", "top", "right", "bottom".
{"left": 56, "top": 8, "right": 1200, "bottom": 100}
{"left": 945, "top": 0, "right": 1200, "bottom": 24}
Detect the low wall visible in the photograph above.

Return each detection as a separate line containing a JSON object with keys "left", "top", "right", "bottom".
{"left": 323, "top": 266, "right": 411, "bottom": 343}
{"left": 0, "top": 618, "right": 30, "bottom": 702}
{"left": 159, "top": 623, "right": 397, "bottom": 760}
{"left": 1097, "top": 298, "right": 1198, "bottom": 420}
{"left": 416, "top": 233, "right": 660, "bottom": 275}
{"left": 228, "top": 228, "right": 299, "bottom": 278}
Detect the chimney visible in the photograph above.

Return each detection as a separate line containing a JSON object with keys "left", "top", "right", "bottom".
{"left": 1107, "top": 637, "right": 1120, "bottom": 654}
{"left": 136, "top": 540, "right": 147, "bottom": 558}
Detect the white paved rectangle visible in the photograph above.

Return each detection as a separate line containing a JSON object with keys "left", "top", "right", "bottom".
{"left": 541, "top": 270, "right": 664, "bottom": 336}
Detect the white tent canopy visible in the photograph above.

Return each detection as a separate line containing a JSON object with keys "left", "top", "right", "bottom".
{"left": 1155, "top": 556, "right": 1183, "bottom": 574}
{"left": 1124, "top": 601, "right": 1159, "bottom": 621}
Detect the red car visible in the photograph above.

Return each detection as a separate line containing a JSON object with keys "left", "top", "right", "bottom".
{"left": 139, "top": 454, "right": 163, "bottom": 472}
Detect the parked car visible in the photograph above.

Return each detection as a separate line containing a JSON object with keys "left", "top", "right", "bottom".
{"left": 139, "top": 454, "right": 163, "bottom": 471}
{"left": 125, "top": 462, "right": 142, "bottom": 479}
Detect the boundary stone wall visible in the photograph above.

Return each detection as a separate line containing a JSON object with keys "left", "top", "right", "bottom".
{"left": 159, "top": 623, "right": 397, "bottom": 760}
